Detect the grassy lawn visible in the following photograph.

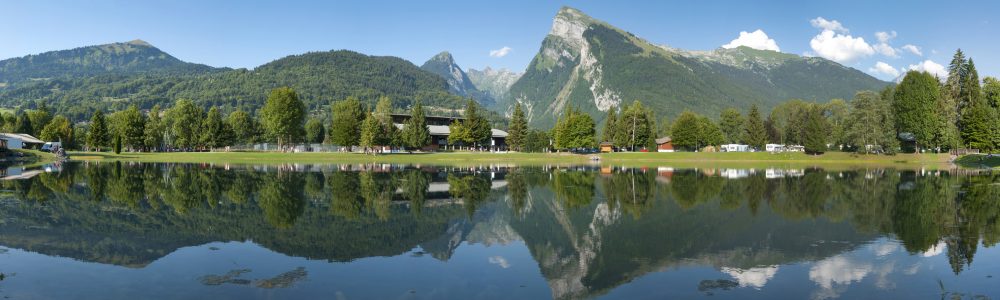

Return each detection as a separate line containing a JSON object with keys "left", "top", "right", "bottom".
{"left": 954, "top": 154, "right": 1000, "bottom": 169}
{"left": 67, "top": 150, "right": 957, "bottom": 169}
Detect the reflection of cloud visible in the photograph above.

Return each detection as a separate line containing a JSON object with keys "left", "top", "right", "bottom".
{"left": 809, "top": 255, "right": 873, "bottom": 299}
{"left": 722, "top": 266, "right": 778, "bottom": 289}
{"left": 921, "top": 241, "right": 946, "bottom": 257}
{"left": 873, "top": 243, "right": 898, "bottom": 257}
{"left": 904, "top": 263, "right": 921, "bottom": 275}
{"left": 489, "top": 256, "right": 510, "bottom": 268}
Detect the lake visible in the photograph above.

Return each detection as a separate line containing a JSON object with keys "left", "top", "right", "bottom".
{"left": 0, "top": 162, "right": 998, "bottom": 299}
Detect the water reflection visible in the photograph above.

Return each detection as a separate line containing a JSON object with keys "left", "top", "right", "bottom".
{"left": 0, "top": 163, "right": 997, "bottom": 299}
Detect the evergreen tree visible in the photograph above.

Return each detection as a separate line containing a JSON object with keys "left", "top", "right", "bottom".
{"left": 87, "top": 110, "right": 109, "bottom": 151}
{"left": 601, "top": 106, "right": 618, "bottom": 144}
{"left": 719, "top": 108, "right": 745, "bottom": 144}
{"left": 260, "top": 87, "right": 306, "bottom": 148}
{"left": 671, "top": 111, "right": 701, "bottom": 151}
{"left": 894, "top": 71, "right": 941, "bottom": 151}
{"left": 304, "top": 118, "right": 325, "bottom": 144}
{"left": 507, "top": 103, "right": 528, "bottom": 151}
{"left": 742, "top": 104, "right": 767, "bottom": 150}
{"left": 698, "top": 116, "right": 725, "bottom": 149}
{"left": 402, "top": 101, "right": 431, "bottom": 150}
{"left": 13, "top": 115, "right": 33, "bottom": 135}
{"left": 200, "top": 107, "right": 228, "bottom": 149}
{"left": 113, "top": 134, "right": 122, "bottom": 154}
{"left": 803, "top": 106, "right": 828, "bottom": 154}
{"left": 959, "top": 59, "right": 983, "bottom": 146}
{"left": 961, "top": 95, "right": 994, "bottom": 151}
{"left": 554, "top": 107, "right": 595, "bottom": 149}
{"left": 847, "top": 91, "right": 898, "bottom": 154}
{"left": 329, "top": 97, "right": 364, "bottom": 149}
{"left": 461, "top": 99, "right": 491, "bottom": 149}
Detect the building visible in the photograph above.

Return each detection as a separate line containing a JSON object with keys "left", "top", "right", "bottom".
{"left": 0, "top": 133, "right": 45, "bottom": 150}
{"left": 765, "top": 144, "right": 784, "bottom": 152}
{"left": 599, "top": 142, "right": 614, "bottom": 153}
{"left": 390, "top": 114, "right": 508, "bottom": 152}
{"left": 721, "top": 144, "right": 751, "bottom": 152}
{"left": 655, "top": 137, "right": 674, "bottom": 152}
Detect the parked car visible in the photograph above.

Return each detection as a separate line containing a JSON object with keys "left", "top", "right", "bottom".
{"left": 41, "top": 142, "right": 62, "bottom": 152}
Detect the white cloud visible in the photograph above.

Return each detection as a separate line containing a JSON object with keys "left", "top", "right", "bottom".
{"left": 906, "top": 60, "right": 948, "bottom": 79}
{"left": 489, "top": 46, "right": 512, "bottom": 58}
{"left": 901, "top": 44, "right": 923, "bottom": 56}
{"left": 869, "top": 61, "right": 900, "bottom": 78}
{"left": 721, "top": 29, "right": 781, "bottom": 52}
{"left": 921, "top": 241, "right": 946, "bottom": 257}
{"left": 809, "top": 27, "right": 874, "bottom": 64}
{"left": 722, "top": 266, "right": 779, "bottom": 289}
{"left": 488, "top": 256, "right": 510, "bottom": 268}
{"left": 810, "top": 17, "right": 848, "bottom": 33}
{"left": 873, "top": 31, "right": 898, "bottom": 57}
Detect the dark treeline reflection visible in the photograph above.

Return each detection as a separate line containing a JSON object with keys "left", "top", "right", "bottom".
{"left": 1, "top": 163, "right": 999, "bottom": 298}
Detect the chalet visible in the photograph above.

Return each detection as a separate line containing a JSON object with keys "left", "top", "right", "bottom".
{"left": 655, "top": 137, "right": 674, "bottom": 152}
{"left": 0, "top": 133, "right": 44, "bottom": 150}
{"left": 599, "top": 142, "right": 614, "bottom": 153}
{"left": 390, "top": 114, "right": 508, "bottom": 152}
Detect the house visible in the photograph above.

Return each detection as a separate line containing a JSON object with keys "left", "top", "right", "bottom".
{"left": 721, "top": 144, "right": 751, "bottom": 152}
{"left": 599, "top": 142, "right": 614, "bottom": 153}
{"left": 390, "top": 114, "right": 509, "bottom": 152}
{"left": 655, "top": 137, "right": 674, "bottom": 152}
{"left": 0, "top": 133, "right": 45, "bottom": 150}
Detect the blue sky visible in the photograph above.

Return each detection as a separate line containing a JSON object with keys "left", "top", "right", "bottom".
{"left": 2, "top": 0, "right": 998, "bottom": 80}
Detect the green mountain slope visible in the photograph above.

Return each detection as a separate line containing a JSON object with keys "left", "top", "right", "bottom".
{"left": 0, "top": 39, "right": 219, "bottom": 88}
{"left": 506, "top": 7, "right": 889, "bottom": 128}
{"left": 420, "top": 51, "right": 496, "bottom": 107}
{"left": 0, "top": 45, "right": 468, "bottom": 120}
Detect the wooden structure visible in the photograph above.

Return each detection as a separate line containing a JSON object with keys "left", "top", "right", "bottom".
{"left": 599, "top": 142, "right": 614, "bottom": 153}
{"left": 655, "top": 137, "right": 674, "bottom": 152}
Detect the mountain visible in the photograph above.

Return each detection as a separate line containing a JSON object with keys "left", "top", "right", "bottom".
{"left": 420, "top": 51, "right": 495, "bottom": 107}
{"left": 0, "top": 45, "right": 469, "bottom": 121}
{"left": 467, "top": 67, "right": 522, "bottom": 107}
{"left": 506, "top": 7, "right": 889, "bottom": 128}
{"left": 0, "top": 39, "right": 219, "bottom": 89}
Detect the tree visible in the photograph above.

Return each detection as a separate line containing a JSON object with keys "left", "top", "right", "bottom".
{"left": 200, "top": 107, "right": 230, "bottom": 149}
{"left": 461, "top": 99, "right": 491, "bottom": 149}
{"left": 169, "top": 99, "right": 203, "bottom": 149}
{"left": 959, "top": 59, "right": 984, "bottom": 147}
{"left": 524, "top": 129, "right": 551, "bottom": 153}
{"left": 743, "top": 104, "right": 767, "bottom": 150}
{"left": 114, "top": 134, "right": 122, "bottom": 154}
{"left": 448, "top": 120, "right": 469, "bottom": 149}
{"left": 120, "top": 105, "right": 146, "bottom": 151}
{"left": 671, "top": 111, "right": 701, "bottom": 151}
{"left": 825, "top": 99, "right": 850, "bottom": 149}
{"left": 26, "top": 102, "right": 52, "bottom": 137}
{"left": 601, "top": 106, "right": 618, "bottom": 144}
{"left": 40, "top": 115, "right": 74, "bottom": 148}
{"left": 894, "top": 71, "right": 941, "bottom": 151}
{"left": 847, "top": 91, "right": 898, "bottom": 154}
{"left": 401, "top": 101, "right": 431, "bottom": 150}
{"left": 227, "top": 109, "right": 259, "bottom": 145}
{"left": 372, "top": 96, "right": 398, "bottom": 148}
{"left": 507, "top": 103, "right": 528, "bottom": 151}
{"left": 13, "top": 115, "right": 33, "bottom": 135}
{"left": 87, "top": 110, "right": 109, "bottom": 151}
{"left": 329, "top": 97, "right": 364, "bottom": 150}
{"left": 359, "top": 111, "right": 380, "bottom": 154}
{"left": 144, "top": 105, "right": 164, "bottom": 151}
{"left": 803, "top": 106, "right": 828, "bottom": 155}
{"left": 260, "top": 87, "right": 306, "bottom": 148}
{"left": 552, "top": 107, "right": 595, "bottom": 150}
{"left": 719, "top": 108, "right": 745, "bottom": 144}
{"left": 698, "top": 116, "right": 725, "bottom": 149}
{"left": 619, "top": 101, "right": 655, "bottom": 151}
{"left": 304, "top": 118, "right": 325, "bottom": 144}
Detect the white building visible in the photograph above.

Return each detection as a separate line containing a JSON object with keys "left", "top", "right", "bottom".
{"left": 0, "top": 133, "right": 45, "bottom": 150}
{"left": 722, "top": 144, "right": 751, "bottom": 152}
{"left": 765, "top": 144, "right": 784, "bottom": 152}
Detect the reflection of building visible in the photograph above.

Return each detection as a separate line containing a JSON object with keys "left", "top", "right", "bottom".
{"left": 390, "top": 114, "right": 508, "bottom": 151}
{"left": 720, "top": 169, "right": 752, "bottom": 179}
{"left": 765, "top": 168, "right": 805, "bottom": 179}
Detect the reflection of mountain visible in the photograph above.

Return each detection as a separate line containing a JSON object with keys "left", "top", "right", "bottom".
{"left": 0, "top": 164, "right": 997, "bottom": 299}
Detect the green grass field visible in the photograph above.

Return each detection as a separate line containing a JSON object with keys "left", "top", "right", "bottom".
{"left": 67, "top": 150, "right": 957, "bottom": 169}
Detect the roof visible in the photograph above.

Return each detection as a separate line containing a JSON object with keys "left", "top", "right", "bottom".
{"left": 0, "top": 133, "right": 44, "bottom": 144}
{"left": 655, "top": 137, "right": 672, "bottom": 144}
{"left": 600, "top": 142, "right": 614, "bottom": 146}
{"left": 394, "top": 124, "right": 507, "bottom": 137}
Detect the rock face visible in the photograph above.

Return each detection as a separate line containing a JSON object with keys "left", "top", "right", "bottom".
{"left": 420, "top": 51, "right": 496, "bottom": 107}
{"left": 467, "top": 67, "right": 521, "bottom": 108}
{"left": 506, "top": 6, "right": 888, "bottom": 128}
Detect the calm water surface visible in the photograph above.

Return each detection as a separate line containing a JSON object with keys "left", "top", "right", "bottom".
{"left": 0, "top": 162, "right": 998, "bottom": 299}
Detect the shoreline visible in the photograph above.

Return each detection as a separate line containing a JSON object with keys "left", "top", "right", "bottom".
{"left": 65, "top": 151, "right": 968, "bottom": 169}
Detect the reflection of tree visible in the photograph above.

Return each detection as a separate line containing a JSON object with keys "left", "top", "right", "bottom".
{"left": 601, "top": 169, "right": 655, "bottom": 219}
{"left": 84, "top": 162, "right": 109, "bottom": 202}
{"left": 258, "top": 172, "right": 305, "bottom": 228}
{"left": 303, "top": 172, "right": 326, "bottom": 202}
{"left": 360, "top": 171, "right": 396, "bottom": 220}
{"left": 892, "top": 172, "right": 954, "bottom": 254}
{"left": 552, "top": 170, "right": 595, "bottom": 209}
{"left": 401, "top": 170, "right": 430, "bottom": 216}
{"left": 107, "top": 162, "right": 145, "bottom": 208}
{"left": 329, "top": 171, "right": 362, "bottom": 219}
{"left": 670, "top": 170, "right": 724, "bottom": 209}
{"left": 769, "top": 170, "right": 830, "bottom": 220}
{"left": 163, "top": 165, "right": 206, "bottom": 213}
{"left": 225, "top": 171, "right": 259, "bottom": 204}
{"left": 447, "top": 173, "right": 491, "bottom": 217}
{"left": 506, "top": 169, "right": 529, "bottom": 217}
